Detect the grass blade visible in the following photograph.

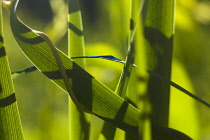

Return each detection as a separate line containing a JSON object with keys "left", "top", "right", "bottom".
{"left": 143, "top": 0, "right": 175, "bottom": 139}
{"left": 0, "top": 1, "right": 24, "bottom": 139}
{"left": 11, "top": 66, "right": 37, "bottom": 79}
{"left": 68, "top": 0, "right": 90, "bottom": 139}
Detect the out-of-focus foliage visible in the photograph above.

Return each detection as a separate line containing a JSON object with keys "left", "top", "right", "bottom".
{"left": 170, "top": 59, "right": 199, "bottom": 140}
{"left": 3, "top": 0, "right": 210, "bottom": 139}
{"left": 175, "top": 0, "right": 210, "bottom": 139}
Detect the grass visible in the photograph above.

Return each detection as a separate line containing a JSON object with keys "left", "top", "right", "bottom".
{"left": 0, "top": 0, "right": 209, "bottom": 139}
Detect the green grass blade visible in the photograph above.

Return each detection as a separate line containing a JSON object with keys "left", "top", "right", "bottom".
{"left": 115, "top": 39, "right": 135, "bottom": 98}
{"left": 10, "top": 0, "right": 142, "bottom": 135}
{"left": 143, "top": 0, "right": 175, "bottom": 138}
{"left": 100, "top": 0, "right": 142, "bottom": 139}
{"left": 68, "top": 0, "right": 85, "bottom": 65}
{"left": 125, "top": 1, "right": 151, "bottom": 139}
{"left": 11, "top": 66, "right": 37, "bottom": 79}
{"left": 68, "top": 0, "right": 90, "bottom": 139}
{"left": 0, "top": 2, "right": 24, "bottom": 139}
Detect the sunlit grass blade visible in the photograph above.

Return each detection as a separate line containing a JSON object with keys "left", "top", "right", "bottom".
{"left": 10, "top": 0, "right": 142, "bottom": 135}
{"left": 0, "top": 2, "right": 24, "bottom": 139}
{"left": 115, "top": 41, "right": 135, "bottom": 98}
{"left": 143, "top": 0, "right": 175, "bottom": 139}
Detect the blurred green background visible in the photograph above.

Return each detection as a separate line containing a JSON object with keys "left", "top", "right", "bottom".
{"left": 2, "top": 0, "right": 210, "bottom": 139}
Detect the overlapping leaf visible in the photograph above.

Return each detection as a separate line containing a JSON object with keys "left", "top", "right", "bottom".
{"left": 10, "top": 0, "right": 141, "bottom": 135}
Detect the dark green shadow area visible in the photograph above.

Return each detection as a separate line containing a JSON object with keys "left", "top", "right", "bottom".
{"left": 10, "top": 12, "right": 45, "bottom": 45}
{"left": 69, "top": 22, "right": 83, "bottom": 36}
{"left": 0, "top": 84, "right": 2, "bottom": 93}
{"left": 43, "top": 69, "right": 73, "bottom": 79}
{"left": 0, "top": 35, "right": 3, "bottom": 42}
{"left": 14, "top": 34, "right": 45, "bottom": 45}
{"left": 144, "top": 26, "right": 173, "bottom": 127}
{"left": 68, "top": 0, "right": 80, "bottom": 14}
{"left": 96, "top": 101, "right": 138, "bottom": 136}
{"left": 0, "top": 47, "right": 6, "bottom": 58}
{"left": 0, "top": 93, "right": 16, "bottom": 107}
{"left": 102, "top": 121, "right": 117, "bottom": 140}
{"left": 144, "top": 27, "right": 173, "bottom": 52}
{"left": 71, "top": 62, "right": 92, "bottom": 139}
{"left": 11, "top": 13, "right": 32, "bottom": 34}
{"left": 152, "top": 123, "right": 192, "bottom": 140}
{"left": 43, "top": 62, "right": 93, "bottom": 112}
{"left": 130, "top": 19, "right": 135, "bottom": 30}
{"left": 71, "top": 62, "right": 93, "bottom": 112}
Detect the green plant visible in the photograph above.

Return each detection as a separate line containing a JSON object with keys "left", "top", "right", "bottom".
{"left": 0, "top": 0, "right": 209, "bottom": 139}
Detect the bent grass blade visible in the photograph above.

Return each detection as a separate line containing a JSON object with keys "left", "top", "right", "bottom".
{"left": 10, "top": 0, "right": 141, "bottom": 134}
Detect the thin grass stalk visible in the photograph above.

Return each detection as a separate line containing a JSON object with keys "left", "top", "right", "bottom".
{"left": 68, "top": 0, "right": 90, "bottom": 139}
{"left": 143, "top": 0, "right": 175, "bottom": 139}
{"left": 125, "top": 0, "right": 151, "bottom": 139}
{"left": 100, "top": 0, "right": 133, "bottom": 139}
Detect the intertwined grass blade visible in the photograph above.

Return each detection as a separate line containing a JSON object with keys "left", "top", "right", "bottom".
{"left": 10, "top": 0, "right": 141, "bottom": 135}
{"left": 0, "top": 2, "right": 24, "bottom": 139}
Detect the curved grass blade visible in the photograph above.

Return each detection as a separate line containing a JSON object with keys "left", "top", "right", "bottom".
{"left": 0, "top": 2, "right": 24, "bottom": 139}
{"left": 10, "top": 0, "right": 141, "bottom": 135}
